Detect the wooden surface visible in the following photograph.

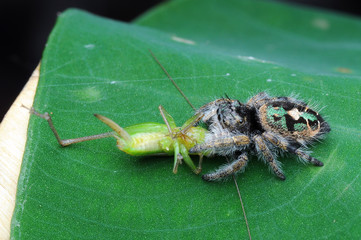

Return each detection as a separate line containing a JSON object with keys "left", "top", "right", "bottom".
{"left": 0, "top": 65, "right": 39, "bottom": 239}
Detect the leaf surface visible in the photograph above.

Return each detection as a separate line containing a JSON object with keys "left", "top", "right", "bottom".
{"left": 12, "top": 1, "right": 361, "bottom": 239}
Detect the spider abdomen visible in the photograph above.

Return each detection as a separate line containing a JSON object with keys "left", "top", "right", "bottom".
{"left": 259, "top": 101, "right": 330, "bottom": 143}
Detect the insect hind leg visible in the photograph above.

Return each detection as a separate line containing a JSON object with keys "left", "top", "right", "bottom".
{"left": 23, "top": 105, "right": 115, "bottom": 147}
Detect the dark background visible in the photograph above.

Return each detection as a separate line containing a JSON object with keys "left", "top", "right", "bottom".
{"left": 1, "top": 0, "right": 360, "bottom": 121}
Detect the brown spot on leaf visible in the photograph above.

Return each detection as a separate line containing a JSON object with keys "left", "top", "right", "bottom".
{"left": 336, "top": 67, "right": 352, "bottom": 74}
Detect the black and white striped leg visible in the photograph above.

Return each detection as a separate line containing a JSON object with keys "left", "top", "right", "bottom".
{"left": 293, "top": 148, "right": 324, "bottom": 166}
{"left": 189, "top": 134, "right": 250, "bottom": 154}
{"left": 202, "top": 153, "right": 249, "bottom": 181}
{"left": 253, "top": 135, "right": 285, "bottom": 180}
{"left": 262, "top": 131, "right": 324, "bottom": 166}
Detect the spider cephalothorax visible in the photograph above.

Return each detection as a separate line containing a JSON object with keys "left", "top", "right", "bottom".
{"left": 189, "top": 92, "right": 330, "bottom": 181}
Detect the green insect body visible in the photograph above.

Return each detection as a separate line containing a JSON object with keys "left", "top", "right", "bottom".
{"left": 118, "top": 123, "right": 174, "bottom": 156}
{"left": 98, "top": 114, "right": 208, "bottom": 174}
{"left": 28, "top": 105, "right": 207, "bottom": 174}
{"left": 113, "top": 123, "right": 205, "bottom": 156}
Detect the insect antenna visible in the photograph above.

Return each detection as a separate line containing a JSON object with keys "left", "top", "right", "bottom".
{"left": 149, "top": 50, "right": 196, "bottom": 111}
{"left": 231, "top": 171, "right": 252, "bottom": 240}
{"left": 158, "top": 105, "right": 175, "bottom": 138}
{"left": 149, "top": 51, "right": 252, "bottom": 240}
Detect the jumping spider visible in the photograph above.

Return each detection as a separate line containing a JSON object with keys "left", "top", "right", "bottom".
{"left": 189, "top": 92, "right": 331, "bottom": 181}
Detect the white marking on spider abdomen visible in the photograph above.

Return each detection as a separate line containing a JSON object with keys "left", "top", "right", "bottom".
{"left": 288, "top": 108, "right": 301, "bottom": 120}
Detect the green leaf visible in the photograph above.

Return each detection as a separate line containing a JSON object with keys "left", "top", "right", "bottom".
{"left": 12, "top": 0, "right": 361, "bottom": 239}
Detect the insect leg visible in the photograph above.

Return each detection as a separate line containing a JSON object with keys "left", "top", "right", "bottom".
{"left": 179, "top": 143, "right": 201, "bottom": 174}
{"left": 180, "top": 112, "right": 203, "bottom": 134}
{"left": 197, "top": 154, "right": 204, "bottom": 172}
{"left": 94, "top": 114, "right": 132, "bottom": 143}
{"left": 202, "top": 153, "right": 248, "bottom": 181}
{"left": 178, "top": 112, "right": 205, "bottom": 171}
{"left": 158, "top": 105, "right": 200, "bottom": 174}
{"left": 24, "top": 106, "right": 115, "bottom": 147}
{"left": 262, "top": 131, "right": 323, "bottom": 166}
{"left": 158, "top": 105, "right": 176, "bottom": 133}
{"left": 159, "top": 105, "right": 181, "bottom": 173}
{"left": 172, "top": 140, "right": 181, "bottom": 174}
{"left": 253, "top": 135, "right": 285, "bottom": 180}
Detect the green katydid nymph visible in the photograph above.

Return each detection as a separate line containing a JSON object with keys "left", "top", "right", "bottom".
{"left": 24, "top": 105, "right": 208, "bottom": 174}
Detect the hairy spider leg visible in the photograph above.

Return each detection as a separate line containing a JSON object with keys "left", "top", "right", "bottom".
{"left": 246, "top": 92, "right": 270, "bottom": 108}
{"left": 188, "top": 133, "right": 250, "bottom": 181}
{"left": 253, "top": 135, "right": 286, "bottom": 180}
{"left": 189, "top": 134, "right": 250, "bottom": 153}
{"left": 24, "top": 105, "right": 115, "bottom": 147}
{"left": 262, "top": 131, "right": 324, "bottom": 166}
{"left": 202, "top": 153, "right": 249, "bottom": 181}
{"left": 158, "top": 105, "right": 201, "bottom": 174}
{"left": 294, "top": 149, "right": 324, "bottom": 166}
